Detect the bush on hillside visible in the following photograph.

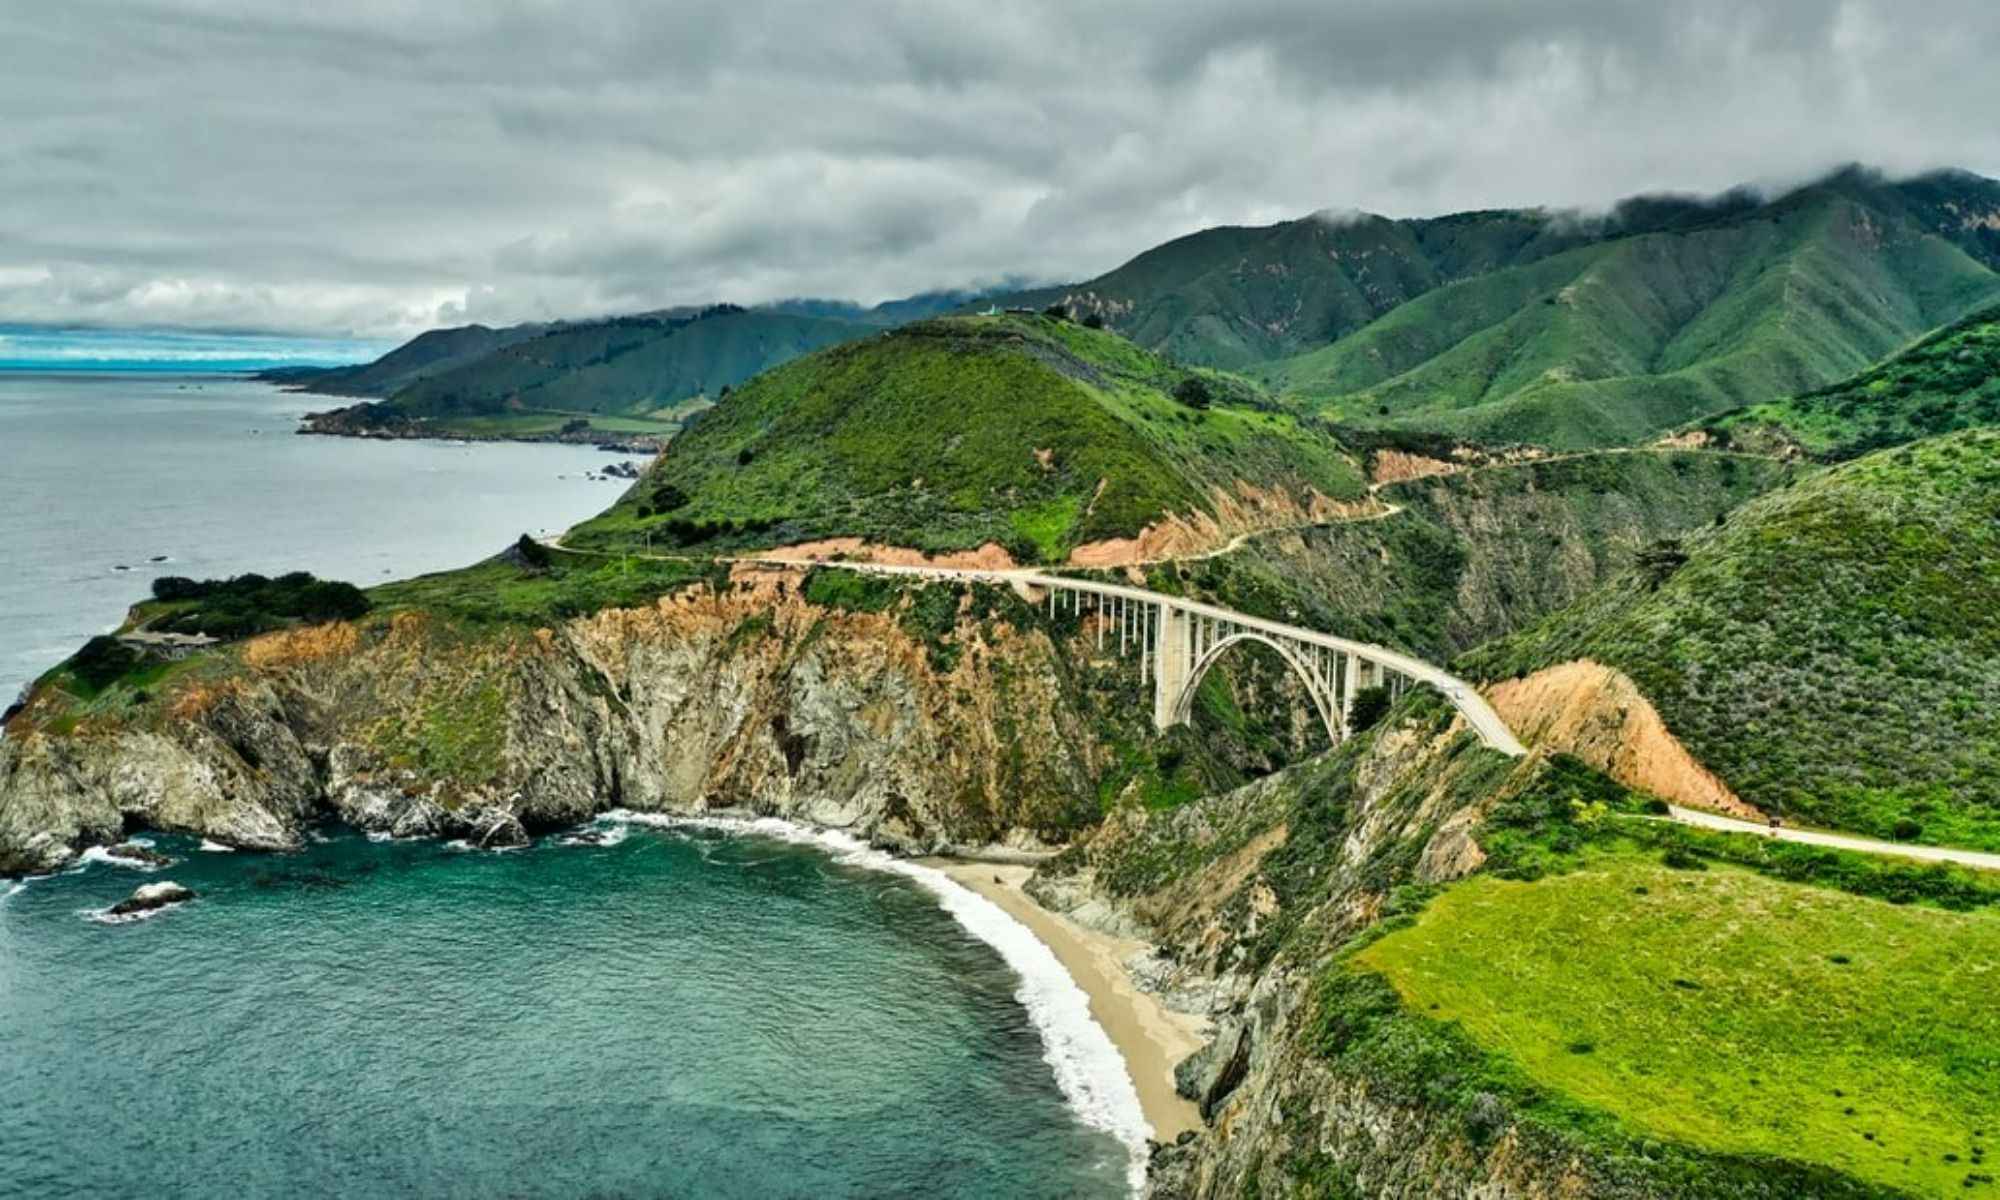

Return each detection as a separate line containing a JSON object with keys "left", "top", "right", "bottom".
{"left": 69, "top": 635, "right": 142, "bottom": 691}
{"left": 1347, "top": 685, "right": 1392, "bottom": 734}
{"left": 1174, "top": 375, "right": 1213, "bottom": 410}
{"left": 1081, "top": 313, "right": 1106, "bottom": 330}
{"left": 514, "top": 534, "right": 552, "bottom": 571}
{"left": 148, "top": 572, "right": 370, "bottom": 639}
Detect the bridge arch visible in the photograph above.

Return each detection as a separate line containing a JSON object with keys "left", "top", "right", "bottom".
{"left": 1168, "top": 631, "right": 1342, "bottom": 745}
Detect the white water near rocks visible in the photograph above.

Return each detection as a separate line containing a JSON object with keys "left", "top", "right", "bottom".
{"left": 603, "top": 811, "right": 1154, "bottom": 1193}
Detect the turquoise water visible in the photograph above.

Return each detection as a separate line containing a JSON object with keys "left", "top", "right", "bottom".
{"left": 0, "top": 822, "right": 1132, "bottom": 1198}
{"left": 0, "top": 372, "right": 630, "bottom": 706}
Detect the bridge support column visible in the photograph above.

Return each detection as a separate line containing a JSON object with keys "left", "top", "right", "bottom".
{"left": 1341, "top": 651, "right": 1359, "bottom": 737}
{"left": 1152, "top": 603, "right": 1192, "bottom": 731}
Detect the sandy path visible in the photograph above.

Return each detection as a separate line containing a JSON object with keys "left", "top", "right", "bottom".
{"left": 1667, "top": 806, "right": 2000, "bottom": 872}
{"left": 929, "top": 861, "right": 1209, "bottom": 1141}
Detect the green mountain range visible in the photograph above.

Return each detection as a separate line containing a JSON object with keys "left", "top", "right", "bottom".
{"left": 1002, "top": 167, "right": 2000, "bottom": 449}
{"left": 301, "top": 166, "right": 2000, "bottom": 452}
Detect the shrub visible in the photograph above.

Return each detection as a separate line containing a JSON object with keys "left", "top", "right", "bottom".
{"left": 69, "top": 635, "right": 141, "bottom": 691}
{"left": 1081, "top": 313, "right": 1106, "bottom": 330}
{"left": 1347, "top": 685, "right": 1392, "bottom": 734}
{"left": 148, "top": 572, "right": 370, "bottom": 639}
{"left": 514, "top": 534, "right": 552, "bottom": 571}
{"left": 1173, "top": 376, "right": 1213, "bottom": 410}
{"left": 1892, "top": 817, "right": 1923, "bottom": 841}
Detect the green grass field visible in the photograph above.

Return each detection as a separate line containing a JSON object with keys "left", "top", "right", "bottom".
{"left": 1357, "top": 855, "right": 2000, "bottom": 1197}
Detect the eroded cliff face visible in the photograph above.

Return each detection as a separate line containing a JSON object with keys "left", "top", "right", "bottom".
{"left": 0, "top": 582, "right": 1112, "bottom": 875}
{"left": 1030, "top": 714, "right": 1542, "bottom": 1198}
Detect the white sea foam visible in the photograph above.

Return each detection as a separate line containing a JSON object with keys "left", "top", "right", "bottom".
{"left": 198, "top": 840, "right": 235, "bottom": 853}
{"left": 605, "top": 810, "right": 1150, "bottom": 1193}
{"left": 76, "top": 845, "right": 166, "bottom": 871}
{"left": 553, "top": 820, "right": 629, "bottom": 848}
{"left": 3, "top": 880, "right": 25, "bottom": 903}
{"left": 83, "top": 899, "right": 188, "bottom": 925}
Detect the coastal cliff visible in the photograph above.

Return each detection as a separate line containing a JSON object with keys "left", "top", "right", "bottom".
{"left": 0, "top": 578, "right": 1129, "bottom": 874}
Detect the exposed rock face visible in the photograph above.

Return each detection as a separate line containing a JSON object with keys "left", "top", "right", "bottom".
{"left": 0, "top": 584, "right": 1106, "bottom": 874}
{"left": 1485, "top": 659, "right": 1759, "bottom": 819}
{"left": 107, "top": 880, "right": 194, "bottom": 917}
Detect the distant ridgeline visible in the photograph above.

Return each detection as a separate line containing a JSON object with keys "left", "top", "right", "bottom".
{"left": 276, "top": 290, "right": 1012, "bottom": 443}
{"left": 289, "top": 165, "right": 2000, "bottom": 456}
{"left": 993, "top": 165, "right": 2000, "bottom": 450}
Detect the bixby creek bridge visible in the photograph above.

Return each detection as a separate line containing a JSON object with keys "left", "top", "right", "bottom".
{"left": 742, "top": 558, "right": 1527, "bottom": 756}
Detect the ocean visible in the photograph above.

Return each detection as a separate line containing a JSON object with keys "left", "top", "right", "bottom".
{"left": 0, "top": 372, "right": 623, "bottom": 706}
{"left": 0, "top": 372, "right": 1142, "bottom": 1197}
{"left": 0, "top": 821, "right": 1133, "bottom": 1198}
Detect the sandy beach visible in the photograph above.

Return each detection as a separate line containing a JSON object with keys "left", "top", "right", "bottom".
{"left": 931, "top": 861, "right": 1209, "bottom": 1142}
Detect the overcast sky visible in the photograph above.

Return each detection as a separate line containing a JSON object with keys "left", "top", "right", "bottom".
{"left": 2, "top": 0, "right": 1996, "bottom": 341}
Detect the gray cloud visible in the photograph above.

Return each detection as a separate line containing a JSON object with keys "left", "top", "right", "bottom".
{"left": 1, "top": 0, "right": 1996, "bottom": 339}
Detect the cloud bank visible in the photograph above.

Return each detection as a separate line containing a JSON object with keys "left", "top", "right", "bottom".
{"left": 3, "top": 0, "right": 1995, "bottom": 338}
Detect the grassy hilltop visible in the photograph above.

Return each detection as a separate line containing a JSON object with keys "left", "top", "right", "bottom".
{"left": 566, "top": 313, "right": 1367, "bottom": 563}
{"left": 1466, "top": 428, "right": 2000, "bottom": 851}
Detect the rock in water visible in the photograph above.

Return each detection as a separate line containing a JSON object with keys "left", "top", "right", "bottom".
{"left": 107, "top": 881, "right": 194, "bottom": 917}
{"left": 105, "top": 842, "right": 172, "bottom": 868}
{"left": 470, "top": 810, "right": 531, "bottom": 850}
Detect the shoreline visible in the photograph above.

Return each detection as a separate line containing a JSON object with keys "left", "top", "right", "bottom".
{"left": 928, "top": 860, "right": 1208, "bottom": 1143}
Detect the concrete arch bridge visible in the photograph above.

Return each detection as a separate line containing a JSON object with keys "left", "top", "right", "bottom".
{"left": 763, "top": 560, "right": 1525, "bottom": 755}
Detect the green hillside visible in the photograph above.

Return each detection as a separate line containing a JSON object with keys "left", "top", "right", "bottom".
{"left": 388, "top": 306, "right": 868, "bottom": 422}
{"left": 1263, "top": 185, "right": 2000, "bottom": 448}
{"left": 1709, "top": 302, "right": 2000, "bottom": 459}
{"left": 564, "top": 314, "right": 1365, "bottom": 563}
{"left": 1006, "top": 209, "right": 1594, "bottom": 370}
{"left": 1464, "top": 429, "right": 2000, "bottom": 851}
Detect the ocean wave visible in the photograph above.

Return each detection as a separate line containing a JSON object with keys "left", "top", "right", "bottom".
{"left": 553, "top": 820, "right": 629, "bottom": 848}
{"left": 603, "top": 810, "right": 1150, "bottom": 1193}
{"left": 82, "top": 899, "right": 189, "bottom": 925}
{"left": 198, "top": 840, "right": 235, "bottom": 853}
{"left": 75, "top": 845, "right": 166, "bottom": 871}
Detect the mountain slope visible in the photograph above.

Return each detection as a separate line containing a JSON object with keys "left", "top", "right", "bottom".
{"left": 1262, "top": 183, "right": 2000, "bottom": 448}
{"left": 1463, "top": 428, "right": 2000, "bottom": 851}
{"left": 1709, "top": 301, "right": 2000, "bottom": 459}
{"left": 1007, "top": 209, "right": 1596, "bottom": 370}
{"left": 564, "top": 314, "right": 1366, "bottom": 563}
{"left": 287, "top": 321, "right": 552, "bottom": 398}
{"left": 388, "top": 307, "right": 867, "bottom": 422}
